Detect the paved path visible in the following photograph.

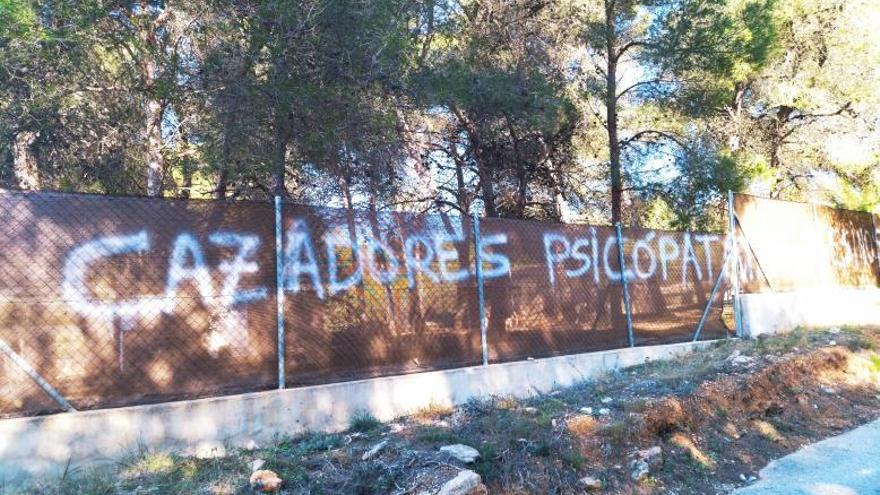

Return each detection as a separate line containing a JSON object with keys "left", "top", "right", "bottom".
{"left": 733, "top": 418, "right": 880, "bottom": 495}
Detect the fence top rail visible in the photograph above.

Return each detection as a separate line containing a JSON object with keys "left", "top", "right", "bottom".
{"left": 1, "top": 186, "right": 727, "bottom": 237}
{"left": 734, "top": 192, "right": 875, "bottom": 215}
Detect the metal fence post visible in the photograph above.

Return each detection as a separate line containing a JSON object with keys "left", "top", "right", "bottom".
{"left": 274, "top": 195, "right": 286, "bottom": 389}
{"left": 871, "top": 213, "right": 880, "bottom": 287}
{"left": 693, "top": 243, "right": 732, "bottom": 342}
{"left": 728, "top": 191, "right": 744, "bottom": 338}
{"left": 0, "top": 338, "right": 75, "bottom": 411}
{"left": 472, "top": 211, "right": 489, "bottom": 366}
{"left": 615, "top": 223, "right": 635, "bottom": 348}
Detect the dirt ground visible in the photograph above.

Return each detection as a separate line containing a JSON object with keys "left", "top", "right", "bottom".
{"left": 22, "top": 326, "right": 880, "bottom": 495}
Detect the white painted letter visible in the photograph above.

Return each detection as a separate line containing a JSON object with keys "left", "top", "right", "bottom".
{"left": 62, "top": 230, "right": 168, "bottom": 321}
{"left": 282, "top": 219, "right": 325, "bottom": 299}
{"left": 325, "top": 230, "right": 362, "bottom": 296}
{"left": 405, "top": 235, "right": 438, "bottom": 287}
{"left": 543, "top": 233, "right": 570, "bottom": 286}
{"left": 658, "top": 235, "right": 679, "bottom": 281}
{"left": 208, "top": 232, "right": 268, "bottom": 305}
{"left": 479, "top": 233, "right": 511, "bottom": 279}
{"left": 434, "top": 231, "right": 469, "bottom": 282}
{"left": 632, "top": 232, "right": 657, "bottom": 280}
{"left": 695, "top": 234, "right": 720, "bottom": 280}
{"left": 166, "top": 233, "right": 214, "bottom": 302}
{"left": 681, "top": 233, "right": 703, "bottom": 283}
{"left": 603, "top": 234, "right": 633, "bottom": 282}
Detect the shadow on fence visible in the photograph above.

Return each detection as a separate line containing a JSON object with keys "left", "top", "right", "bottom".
{"left": 13, "top": 190, "right": 876, "bottom": 417}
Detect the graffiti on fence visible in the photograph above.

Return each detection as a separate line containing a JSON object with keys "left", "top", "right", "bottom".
{"left": 58, "top": 217, "right": 729, "bottom": 328}
{"left": 1, "top": 190, "right": 877, "bottom": 417}
{"left": 62, "top": 230, "right": 268, "bottom": 327}
{"left": 543, "top": 230, "right": 721, "bottom": 285}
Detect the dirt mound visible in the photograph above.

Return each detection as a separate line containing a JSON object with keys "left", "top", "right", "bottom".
{"left": 641, "top": 349, "right": 852, "bottom": 440}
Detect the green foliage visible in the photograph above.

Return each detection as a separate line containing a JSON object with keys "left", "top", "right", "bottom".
{"left": 348, "top": 410, "right": 383, "bottom": 433}
{"left": 0, "top": 0, "right": 877, "bottom": 224}
{"left": 0, "top": 0, "right": 39, "bottom": 39}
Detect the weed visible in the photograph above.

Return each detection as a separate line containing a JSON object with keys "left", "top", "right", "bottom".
{"left": 415, "top": 427, "right": 462, "bottom": 445}
{"left": 560, "top": 449, "right": 588, "bottom": 470}
{"left": 348, "top": 411, "right": 382, "bottom": 433}
{"left": 293, "top": 431, "right": 344, "bottom": 455}
{"left": 411, "top": 402, "right": 454, "bottom": 423}
{"left": 349, "top": 461, "right": 397, "bottom": 495}
{"left": 472, "top": 443, "right": 499, "bottom": 482}
{"left": 566, "top": 415, "right": 599, "bottom": 438}
{"left": 526, "top": 440, "right": 553, "bottom": 457}
{"left": 495, "top": 396, "right": 520, "bottom": 410}
{"left": 753, "top": 420, "right": 784, "bottom": 443}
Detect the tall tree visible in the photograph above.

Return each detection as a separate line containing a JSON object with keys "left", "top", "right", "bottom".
{"left": 577, "top": 0, "right": 775, "bottom": 225}
{"left": 415, "top": 0, "right": 582, "bottom": 219}
{"left": 714, "top": 0, "right": 880, "bottom": 209}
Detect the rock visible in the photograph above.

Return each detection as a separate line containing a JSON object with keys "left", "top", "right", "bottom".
{"left": 190, "top": 442, "right": 227, "bottom": 459}
{"left": 821, "top": 386, "right": 837, "bottom": 395}
{"left": 739, "top": 474, "right": 747, "bottom": 481}
{"left": 634, "top": 446, "right": 663, "bottom": 468}
{"left": 440, "top": 444, "right": 481, "bottom": 463}
{"left": 730, "top": 355, "right": 756, "bottom": 366}
{"left": 600, "top": 397, "right": 613, "bottom": 404}
{"left": 362, "top": 440, "right": 388, "bottom": 461}
{"left": 631, "top": 459, "right": 650, "bottom": 481}
{"left": 521, "top": 407, "right": 538, "bottom": 415}
{"left": 250, "top": 458, "right": 266, "bottom": 472}
{"left": 829, "top": 340, "right": 837, "bottom": 346}
{"left": 598, "top": 408, "right": 610, "bottom": 416}
{"left": 244, "top": 440, "right": 259, "bottom": 451}
{"left": 579, "top": 407, "right": 594, "bottom": 415}
{"left": 437, "top": 470, "right": 488, "bottom": 495}
{"left": 580, "top": 476, "right": 602, "bottom": 491}
{"left": 829, "top": 327, "right": 841, "bottom": 334}
{"left": 249, "top": 470, "right": 282, "bottom": 492}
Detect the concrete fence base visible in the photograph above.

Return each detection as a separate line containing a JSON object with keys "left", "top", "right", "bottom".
{"left": 741, "top": 288, "right": 880, "bottom": 337}
{"left": 0, "top": 340, "right": 714, "bottom": 485}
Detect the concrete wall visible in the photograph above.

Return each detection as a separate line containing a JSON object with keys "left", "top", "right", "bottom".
{"left": 741, "top": 288, "right": 880, "bottom": 337}
{"left": 0, "top": 340, "right": 712, "bottom": 485}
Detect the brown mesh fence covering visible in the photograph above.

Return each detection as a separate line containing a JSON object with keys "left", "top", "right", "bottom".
{"left": 734, "top": 194, "right": 880, "bottom": 292}
{"left": 478, "top": 218, "right": 628, "bottom": 362}
{"left": 0, "top": 189, "right": 735, "bottom": 418}
{"left": 0, "top": 190, "right": 278, "bottom": 416}
{"left": 280, "top": 204, "right": 482, "bottom": 385}
{"left": 623, "top": 227, "right": 731, "bottom": 344}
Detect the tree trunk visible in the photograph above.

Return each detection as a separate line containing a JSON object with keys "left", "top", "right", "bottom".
{"left": 271, "top": 126, "right": 288, "bottom": 197}
{"left": 604, "top": 2, "right": 626, "bottom": 333}
{"left": 145, "top": 99, "right": 165, "bottom": 197}
{"left": 477, "top": 162, "right": 498, "bottom": 217}
{"left": 13, "top": 131, "right": 39, "bottom": 190}
{"left": 605, "top": 7, "right": 622, "bottom": 226}
{"left": 214, "top": 168, "right": 228, "bottom": 200}
{"left": 453, "top": 151, "right": 471, "bottom": 214}
{"left": 451, "top": 105, "right": 498, "bottom": 217}
{"left": 139, "top": 4, "right": 167, "bottom": 198}
{"left": 550, "top": 159, "right": 570, "bottom": 223}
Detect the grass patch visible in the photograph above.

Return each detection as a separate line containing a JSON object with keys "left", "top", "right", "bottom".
{"left": 411, "top": 402, "right": 454, "bottom": 423}
{"left": 415, "top": 426, "right": 463, "bottom": 445}
{"left": 348, "top": 411, "right": 382, "bottom": 433}
{"left": 870, "top": 354, "right": 880, "bottom": 373}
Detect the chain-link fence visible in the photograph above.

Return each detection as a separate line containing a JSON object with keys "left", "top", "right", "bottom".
{"left": 0, "top": 189, "right": 736, "bottom": 418}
